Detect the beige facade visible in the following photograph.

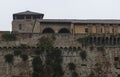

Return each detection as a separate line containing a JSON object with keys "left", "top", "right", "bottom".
{"left": 12, "top": 19, "right": 120, "bottom": 35}
{"left": 12, "top": 11, "right": 120, "bottom": 34}
{"left": 12, "top": 19, "right": 37, "bottom": 33}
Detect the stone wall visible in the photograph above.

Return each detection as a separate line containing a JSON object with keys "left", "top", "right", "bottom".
{"left": 0, "top": 33, "right": 119, "bottom": 77}
{"left": 0, "top": 47, "right": 119, "bottom": 77}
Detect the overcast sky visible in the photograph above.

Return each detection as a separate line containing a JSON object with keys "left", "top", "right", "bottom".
{"left": 0, "top": 0, "right": 120, "bottom": 31}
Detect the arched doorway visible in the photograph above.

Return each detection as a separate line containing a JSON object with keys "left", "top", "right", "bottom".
{"left": 58, "top": 28, "right": 70, "bottom": 33}
{"left": 42, "top": 28, "right": 55, "bottom": 33}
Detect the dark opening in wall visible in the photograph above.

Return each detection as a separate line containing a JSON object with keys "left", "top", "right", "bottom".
{"left": 18, "top": 24, "right": 22, "bottom": 30}
{"left": 42, "top": 28, "right": 55, "bottom": 33}
{"left": 114, "top": 57, "right": 119, "bottom": 61}
{"left": 33, "top": 15, "right": 41, "bottom": 19}
{"left": 26, "top": 15, "right": 31, "bottom": 19}
{"left": 118, "top": 38, "right": 120, "bottom": 44}
{"left": 58, "top": 28, "right": 70, "bottom": 33}
{"left": 16, "top": 15, "right": 24, "bottom": 19}
{"left": 85, "top": 28, "right": 88, "bottom": 33}
{"left": 106, "top": 37, "right": 109, "bottom": 45}
{"left": 110, "top": 37, "right": 112, "bottom": 45}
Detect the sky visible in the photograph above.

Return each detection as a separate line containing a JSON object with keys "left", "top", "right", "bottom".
{"left": 0, "top": 0, "right": 120, "bottom": 31}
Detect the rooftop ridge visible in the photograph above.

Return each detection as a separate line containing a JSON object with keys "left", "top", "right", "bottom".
{"left": 40, "top": 19, "right": 120, "bottom": 24}
{"left": 13, "top": 10, "right": 44, "bottom": 15}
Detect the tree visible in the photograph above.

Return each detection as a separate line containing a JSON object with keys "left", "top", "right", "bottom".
{"left": 68, "top": 63, "right": 76, "bottom": 71}
{"left": 32, "top": 56, "right": 44, "bottom": 77}
{"left": 37, "top": 36, "right": 54, "bottom": 51}
{"left": 68, "top": 63, "right": 77, "bottom": 77}
{"left": 36, "top": 36, "right": 64, "bottom": 77}
{"left": 45, "top": 48, "right": 64, "bottom": 77}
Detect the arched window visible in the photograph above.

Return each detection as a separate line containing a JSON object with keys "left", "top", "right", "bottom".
{"left": 58, "top": 28, "right": 70, "bottom": 33}
{"left": 42, "top": 28, "right": 55, "bottom": 33}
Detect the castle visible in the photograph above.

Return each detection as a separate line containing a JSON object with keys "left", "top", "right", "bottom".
{"left": 0, "top": 11, "right": 120, "bottom": 77}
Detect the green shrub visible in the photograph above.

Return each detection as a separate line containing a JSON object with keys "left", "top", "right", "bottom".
{"left": 14, "top": 50, "right": 22, "bottom": 56}
{"left": 79, "top": 50, "right": 87, "bottom": 61}
{"left": 4, "top": 54, "right": 14, "bottom": 64}
{"left": 2, "top": 33, "right": 16, "bottom": 41}
{"left": 20, "top": 54, "right": 28, "bottom": 61}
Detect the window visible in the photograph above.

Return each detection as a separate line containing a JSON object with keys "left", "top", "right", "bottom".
{"left": 19, "top": 24, "right": 22, "bottom": 30}
{"left": 92, "top": 24, "right": 96, "bottom": 25}
{"left": 16, "top": 15, "right": 24, "bottom": 19}
{"left": 85, "top": 28, "right": 88, "bottom": 33}
{"left": 118, "top": 24, "right": 120, "bottom": 26}
{"left": 112, "top": 28, "right": 114, "bottom": 33}
{"left": 26, "top": 15, "right": 31, "bottom": 19}
{"left": 114, "top": 57, "right": 119, "bottom": 61}
{"left": 110, "top": 24, "right": 113, "bottom": 26}
{"left": 101, "top": 24, "right": 104, "bottom": 26}
{"left": 33, "top": 15, "right": 41, "bottom": 19}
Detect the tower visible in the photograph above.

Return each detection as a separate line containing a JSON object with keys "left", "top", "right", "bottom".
{"left": 12, "top": 11, "right": 44, "bottom": 33}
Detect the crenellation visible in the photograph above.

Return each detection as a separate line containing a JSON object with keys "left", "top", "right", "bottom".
{"left": 0, "top": 11, "right": 120, "bottom": 77}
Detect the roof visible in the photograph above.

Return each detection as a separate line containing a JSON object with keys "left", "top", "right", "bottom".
{"left": 13, "top": 10, "right": 44, "bottom": 15}
{"left": 40, "top": 19, "right": 120, "bottom": 24}
{"left": 40, "top": 19, "right": 72, "bottom": 23}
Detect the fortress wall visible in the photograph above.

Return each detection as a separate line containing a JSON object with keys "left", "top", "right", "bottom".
{"left": 0, "top": 47, "right": 118, "bottom": 77}
{"left": 0, "top": 32, "right": 119, "bottom": 77}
